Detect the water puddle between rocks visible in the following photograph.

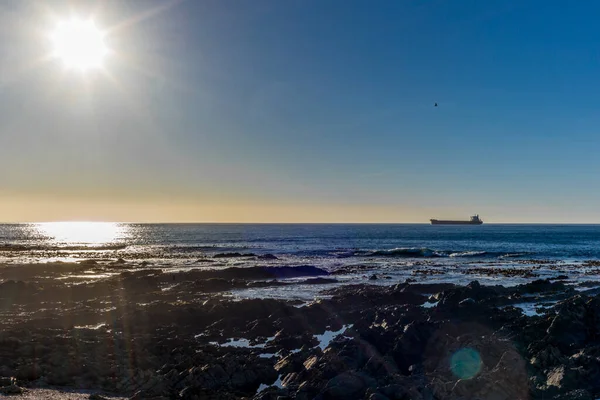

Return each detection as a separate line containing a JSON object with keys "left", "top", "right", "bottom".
{"left": 314, "top": 324, "right": 353, "bottom": 351}
{"left": 506, "top": 301, "right": 558, "bottom": 317}
{"left": 207, "top": 336, "right": 276, "bottom": 349}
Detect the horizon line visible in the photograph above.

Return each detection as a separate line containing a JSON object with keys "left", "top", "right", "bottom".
{"left": 3, "top": 221, "right": 600, "bottom": 225}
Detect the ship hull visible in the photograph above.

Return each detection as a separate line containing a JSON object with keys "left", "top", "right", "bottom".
{"left": 430, "top": 220, "right": 483, "bottom": 225}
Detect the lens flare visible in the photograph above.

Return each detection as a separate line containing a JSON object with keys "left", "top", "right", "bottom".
{"left": 450, "top": 348, "right": 482, "bottom": 380}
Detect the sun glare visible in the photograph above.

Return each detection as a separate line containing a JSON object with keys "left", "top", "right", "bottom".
{"left": 50, "top": 18, "right": 108, "bottom": 70}
{"left": 37, "top": 222, "right": 123, "bottom": 245}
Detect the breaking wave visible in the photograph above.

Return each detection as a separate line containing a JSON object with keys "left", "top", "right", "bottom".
{"left": 448, "top": 251, "right": 488, "bottom": 258}
{"left": 366, "top": 248, "right": 445, "bottom": 258}
{"left": 361, "top": 248, "right": 525, "bottom": 259}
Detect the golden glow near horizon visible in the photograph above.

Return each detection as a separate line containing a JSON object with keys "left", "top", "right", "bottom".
{"left": 37, "top": 222, "right": 123, "bottom": 244}
{"left": 49, "top": 18, "right": 108, "bottom": 70}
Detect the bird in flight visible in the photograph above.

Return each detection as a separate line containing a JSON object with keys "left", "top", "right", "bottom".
{"left": 434, "top": 103, "right": 438, "bottom": 107}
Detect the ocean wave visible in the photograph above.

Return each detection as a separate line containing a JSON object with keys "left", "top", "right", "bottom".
{"left": 164, "top": 245, "right": 250, "bottom": 253}
{"left": 498, "top": 253, "right": 529, "bottom": 259}
{"left": 362, "top": 248, "right": 523, "bottom": 259}
{"left": 366, "top": 247, "right": 445, "bottom": 258}
{"left": 449, "top": 251, "right": 488, "bottom": 258}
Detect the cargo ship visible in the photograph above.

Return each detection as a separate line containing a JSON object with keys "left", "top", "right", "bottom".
{"left": 430, "top": 215, "right": 483, "bottom": 225}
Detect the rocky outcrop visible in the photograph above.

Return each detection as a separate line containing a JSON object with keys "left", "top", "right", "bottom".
{"left": 2, "top": 267, "right": 600, "bottom": 399}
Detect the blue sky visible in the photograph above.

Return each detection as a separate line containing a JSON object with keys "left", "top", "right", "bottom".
{"left": 0, "top": 0, "right": 599, "bottom": 222}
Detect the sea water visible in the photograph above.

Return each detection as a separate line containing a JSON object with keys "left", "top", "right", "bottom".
{"left": 2, "top": 223, "right": 600, "bottom": 298}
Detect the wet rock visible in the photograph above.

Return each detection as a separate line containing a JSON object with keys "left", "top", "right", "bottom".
{"left": 530, "top": 345, "right": 568, "bottom": 370}
{"left": 301, "top": 278, "right": 338, "bottom": 285}
{"left": 89, "top": 394, "right": 109, "bottom": 400}
{"left": 364, "top": 354, "right": 399, "bottom": 377}
{"left": 275, "top": 353, "right": 308, "bottom": 376}
{"left": 368, "top": 393, "right": 390, "bottom": 400}
{"left": 321, "top": 371, "right": 374, "bottom": 399}
{"left": 0, "top": 377, "right": 14, "bottom": 387}
{"left": 0, "top": 384, "right": 25, "bottom": 395}
{"left": 213, "top": 252, "right": 256, "bottom": 258}
{"left": 546, "top": 296, "right": 588, "bottom": 350}
{"left": 3, "top": 268, "right": 600, "bottom": 400}
{"left": 182, "top": 265, "right": 329, "bottom": 281}
{"left": 0, "top": 281, "right": 40, "bottom": 302}
{"left": 458, "top": 297, "right": 475, "bottom": 305}
{"left": 254, "top": 386, "right": 289, "bottom": 400}
{"left": 437, "top": 280, "right": 503, "bottom": 310}
{"left": 271, "top": 333, "right": 317, "bottom": 350}
{"left": 519, "top": 278, "right": 567, "bottom": 294}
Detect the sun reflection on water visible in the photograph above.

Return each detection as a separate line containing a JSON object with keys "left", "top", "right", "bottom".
{"left": 36, "top": 222, "right": 125, "bottom": 245}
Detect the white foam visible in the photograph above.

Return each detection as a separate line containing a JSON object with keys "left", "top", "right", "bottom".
{"left": 449, "top": 251, "right": 487, "bottom": 258}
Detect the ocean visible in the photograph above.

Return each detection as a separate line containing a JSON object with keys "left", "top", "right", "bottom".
{"left": 2, "top": 223, "right": 600, "bottom": 299}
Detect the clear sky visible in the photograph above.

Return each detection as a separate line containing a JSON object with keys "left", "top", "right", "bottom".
{"left": 1, "top": 0, "right": 600, "bottom": 223}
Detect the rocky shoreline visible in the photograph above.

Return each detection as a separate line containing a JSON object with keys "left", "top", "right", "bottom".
{"left": 2, "top": 261, "right": 600, "bottom": 399}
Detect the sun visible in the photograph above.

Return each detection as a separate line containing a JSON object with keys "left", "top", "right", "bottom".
{"left": 50, "top": 18, "right": 108, "bottom": 70}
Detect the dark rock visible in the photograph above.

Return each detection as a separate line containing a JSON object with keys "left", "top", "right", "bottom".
{"left": 364, "top": 354, "right": 399, "bottom": 377}
{"left": 0, "top": 384, "right": 25, "bottom": 395}
{"left": 0, "top": 377, "right": 14, "bottom": 387}
{"left": 179, "top": 265, "right": 329, "bottom": 280}
{"left": 458, "top": 297, "right": 475, "bottom": 305}
{"left": 301, "top": 278, "right": 338, "bottom": 285}
{"left": 271, "top": 333, "right": 317, "bottom": 350}
{"left": 322, "top": 371, "right": 374, "bottom": 399}
{"left": 518, "top": 279, "right": 566, "bottom": 294}
{"left": 437, "top": 280, "right": 503, "bottom": 310}
{"left": 6, "top": 268, "right": 600, "bottom": 400}
{"left": 400, "top": 282, "right": 456, "bottom": 294}
{"left": 368, "top": 393, "right": 390, "bottom": 400}
{"left": 530, "top": 345, "right": 568, "bottom": 370}
{"left": 89, "top": 394, "right": 109, "bottom": 400}
{"left": 546, "top": 296, "right": 588, "bottom": 350}
{"left": 213, "top": 252, "right": 256, "bottom": 258}
{"left": 552, "top": 389, "right": 593, "bottom": 400}
{"left": 392, "top": 321, "right": 437, "bottom": 373}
